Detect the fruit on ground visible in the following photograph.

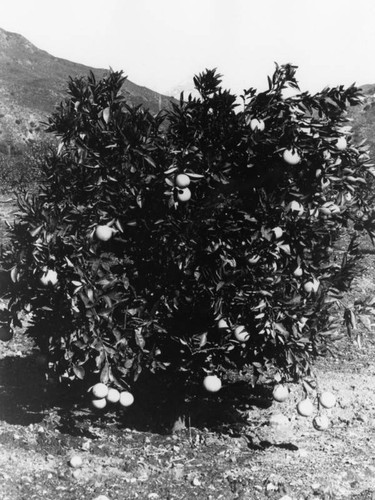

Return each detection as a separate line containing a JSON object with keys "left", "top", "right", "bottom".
{"left": 69, "top": 455, "right": 83, "bottom": 468}
{"left": 250, "top": 118, "right": 265, "bottom": 132}
{"left": 283, "top": 149, "right": 301, "bottom": 165}
{"left": 297, "top": 398, "right": 314, "bottom": 417}
{"left": 175, "top": 173, "right": 191, "bottom": 188}
{"left": 313, "top": 414, "right": 330, "bottom": 431}
{"left": 119, "top": 391, "right": 135, "bottom": 407}
{"left": 234, "top": 325, "right": 250, "bottom": 342}
{"left": 40, "top": 269, "right": 58, "bottom": 286}
{"left": 92, "top": 382, "right": 109, "bottom": 399}
{"left": 319, "top": 391, "right": 336, "bottom": 409}
{"left": 92, "top": 398, "right": 107, "bottom": 409}
{"left": 0, "top": 325, "right": 12, "bottom": 342}
{"left": 203, "top": 375, "right": 222, "bottom": 393}
{"left": 272, "top": 384, "right": 289, "bottom": 402}
{"left": 177, "top": 187, "right": 191, "bottom": 202}
{"left": 106, "top": 387, "right": 120, "bottom": 403}
{"left": 335, "top": 137, "right": 347, "bottom": 151}
{"left": 95, "top": 225, "right": 114, "bottom": 242}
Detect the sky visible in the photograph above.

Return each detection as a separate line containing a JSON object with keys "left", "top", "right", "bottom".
{"left": 1, "top": 0, "right": 375, "bottom": 97}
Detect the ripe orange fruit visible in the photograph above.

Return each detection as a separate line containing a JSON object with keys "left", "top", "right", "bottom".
{"left": 175, "top": 173, "right": 191, "bottom": 188}
{"left": 177, "top": 187, "right": 191, "bottom": 202}
{"left": 217, "top": 318, "right": 229, "bottom": 330}
{"left": 95, "top": 225, "right": 114, "bottom": 242}
{"left": 283, "top": 149, "right": 301, "bottom": 165}
{"left": 319, "top": 391, "right": 336, "bottom": 409}
{"left": 119, "top": 391, "right": 134, "bottom": 407}
{"left": 286, "top": 200, "right": 304, "bottom": 215}
{"left": 303, "top": 278, "right": 320, "bottom": 294}
{"left": 203, "top": 375, "right": 222, "bottom": 393}
{"left": 297, "top": 398, "right": 314, "bottom": 417}
{"left": 313, "top": 414, "right": 330, "bottom": 431}
{"left": 293, "top": 266, "right": 303, "bottom": 277}
{"left": 272, "top": 384, "right": 289, "bottom": 402}
{"left": 106, "top": 388, "right": 120, "bottom": 404}
{"left": 40, "top": 269, "right": 58, "bottom": 286}
{"left": 234, "top": 325, "right": 250, "bottom": 342}
{"left": 92, "top": 382, "right": 109, "bottom": 399}
{"left": 335, "top": 137, "right": 347, "bottom": 151}
{"left": 250, "top": 118, "right": 265, "bottom": 132}
{"left": 272, "top": 227, "right": 283, "bottom": 239}
{"left": 92, "top": 398, "right": 107, "bottom": 409}
{"left": 0, "top": 325, "right": 12, "bottom": 342}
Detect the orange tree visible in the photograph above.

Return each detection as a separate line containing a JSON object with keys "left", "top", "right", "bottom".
{"left": 1, "top": 65, "right": 372, "bottom": 399}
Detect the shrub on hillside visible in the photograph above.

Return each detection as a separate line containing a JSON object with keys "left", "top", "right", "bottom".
{"left": 1, "top": 66, "right": 373, "bottom": 396}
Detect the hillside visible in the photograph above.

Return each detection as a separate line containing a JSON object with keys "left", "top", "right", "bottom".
{"left": 0, "top": 27, "right": 174, "bottom": 154}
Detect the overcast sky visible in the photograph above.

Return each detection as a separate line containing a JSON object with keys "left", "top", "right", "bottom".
{"left": 1, "top": 0, "right": 375, "bottom": 97}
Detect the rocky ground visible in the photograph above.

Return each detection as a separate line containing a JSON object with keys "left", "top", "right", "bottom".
{"left": 1, "top": 194, "right": 375, "bottom": 500}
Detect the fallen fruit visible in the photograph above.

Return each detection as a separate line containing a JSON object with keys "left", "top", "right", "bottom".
{"left": 69, "top": 455, "right": 83, "bottom": 468}
{"left": 272, "top": 384, "right": 289, "bottom": 402}
{"left": 319, "top": 391, "right": 336, "bottom": 409}
{"left": 95, "top": 225, "right": 114, "bottom": 242}
{"left": 119, "top": 391, "right": 135, "bottom": 407}
{"left": 175, "top": 173, "right": 191, "bottom": 188}
{"left": 234, "top": 325, "right": 250, "bottom": 342}
{"left": 313, "top": 414, "right": 330, "bottom": 431}
{"left": 92, "top": 383, "right": 109, "bottom": 399}
{"left": 297, "top": 398, "right": 314, "bottom": 417}
{"left": 106, "top": 388, "right": 120, "bottom": 404}
{"left": 203, "top": 375, "right": 222, "bottom": 393}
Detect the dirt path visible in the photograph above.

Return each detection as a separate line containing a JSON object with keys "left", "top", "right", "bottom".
{"left": 1, "top": 197, "right": 375, "bottom": 500}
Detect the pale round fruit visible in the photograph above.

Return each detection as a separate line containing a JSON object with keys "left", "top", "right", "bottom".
{"left": 286, "top": 200, "right": 304, "bottom": 215}
{"left": 234, "top": 325, "right": 250, "bottom": 342}
{"left": 177, "top": 187, "right": 191, "bottom": 202}
{"left": 175, "top": 173, "right": 191, "bottom": 188}
{"left": 293, "top": 266, "right": 303, "bottom": 277}
{"left": 272, "top": 227, "right": 283, "bottom": 239}
{"left": 92, "top": 382, "right": 109, "bottom": 399}
{"left": 95, "top": 225, "right": 114, "bottom": 242}
{"left": 0, "top": 325, "right": 12, "bottom": 342}
{"left": 217, "top": 318, "right": 229, "bottom": 330}
{"left": 69, "top": 455, "right": 83, "bottom": 468}
{"left": 119, "top": 391, "right": 134, "bottom": 407}
{"left": 335, "top": 137, "right": 347, "bottom": 151}
{"left": 92, "top": 398, "right": 107, "bottom": 410}
{"left": 40, "top": 269, "right": 58, "bottom": 286}
{"left": 313, "top": 414, "right": 330, "bottom": 431}
{"left": 319, "top": 391, "right": 336, "bottom": 409}
{"left": 283, "top": 149, "right": 301, "bottom": 165}
{"left": 250, "top": 118, "right": 265, "bottom": 132}
{"left": 203, "top": 375, "right": 222, "bottom": 393}
{"left": 272, "top": 384, "right": 289, "bottom": 403}
{"left": 303, "top": 279, "right": 319, "bottom": 293}
{"left": 106, "top": 388, "right": 120, "bottom": 404}
{"left": 297, "top": 398, "right": 314, "bottom": 417}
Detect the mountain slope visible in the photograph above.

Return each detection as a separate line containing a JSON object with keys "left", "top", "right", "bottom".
{"left": 0, "top": 27, "right": 174, "bottom": 153}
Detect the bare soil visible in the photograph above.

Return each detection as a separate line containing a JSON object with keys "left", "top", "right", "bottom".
{"left": 1, "top": 194, "right": 375, "bottom": 500}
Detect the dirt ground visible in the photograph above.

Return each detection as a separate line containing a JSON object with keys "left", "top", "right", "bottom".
{"left": 1, "top": 194, "right": 375, "bottom": 500}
